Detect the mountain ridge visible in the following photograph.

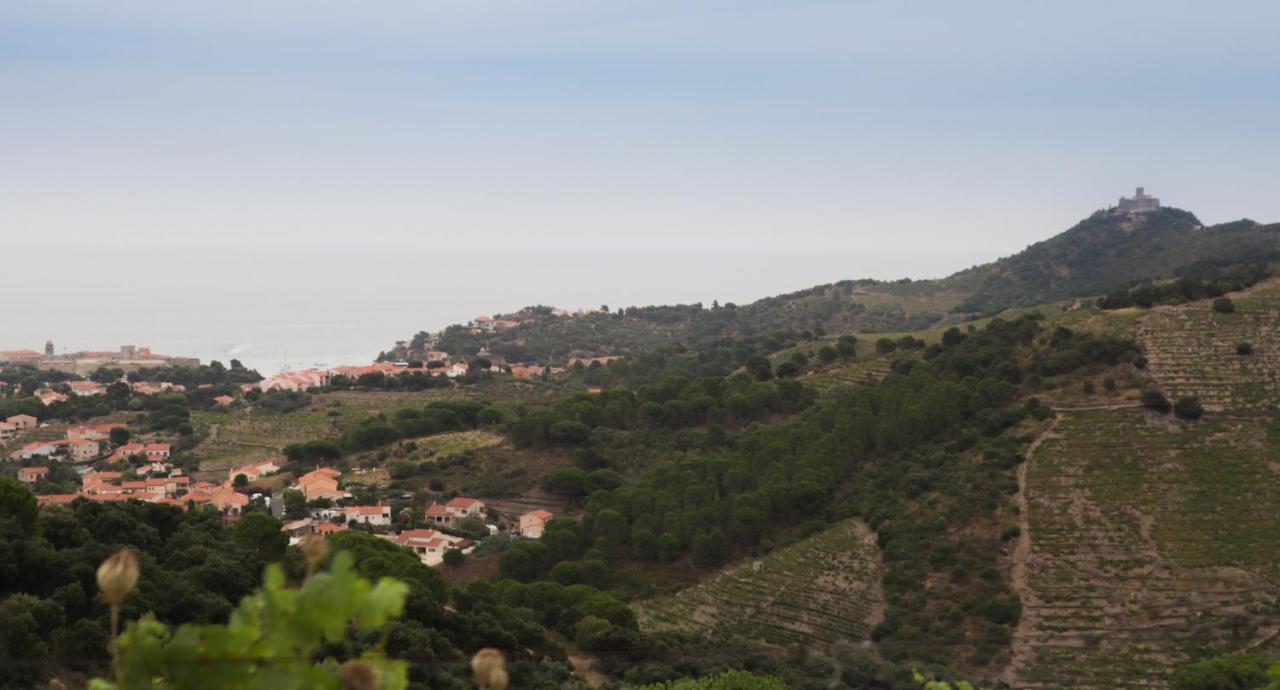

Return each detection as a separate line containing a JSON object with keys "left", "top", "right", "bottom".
{"left": 384, "top": 206, "right": 1279, "bottom": 363}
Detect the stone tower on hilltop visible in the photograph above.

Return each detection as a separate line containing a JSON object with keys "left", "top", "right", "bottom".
{"left": 44, "top": 339, "right": 54, "bottom": 356}
{"left": 1117, "top": 186, "right": 1160, "bottom": 214}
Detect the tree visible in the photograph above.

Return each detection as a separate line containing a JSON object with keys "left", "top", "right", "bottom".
{"left": 1237, "top": 342, "right": 1254, "bottom": 356}
{"left": 1141, "top": 390, "right": 1171, "bottom": 414}
{"left": 498, "top": 541, "right": 550, "bottom": 582}
{"left": 1174, "top": 396, "right": 1204, "bottom": 420}
{"left": 442, "top": 548, "right": 466, "bottom": 566}
{"left": 109, "top": 427, "right": 131, "bottom": 446}
{"left": 454, "top": 515, "right": 488, "bottom": 540}
{"left": 1212, "top": 297, "right": 1236, "bottom": 314}
{"left": 283, "top": 490, "right": 308, "bottom": 520}
{"left": 233, "top": 473, "right": 249, "bottom": 488}
{"left": 231, "top": 512, "right": 288, "bottom": 563}
{"left": 817, "top": 346, "right": 837, "bottom": 364}
{"left": 744, "top": 355, "right": 772, "bottom": 381}
{"left": 875, "top": 338, "right": 898, "bottom": 355}
{"left": 0, "top": 477, "right": 38, "bottom": 536}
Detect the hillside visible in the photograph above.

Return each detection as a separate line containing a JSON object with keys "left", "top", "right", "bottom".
{"left": 1140, "top": 277, "right": 1280, "bottom": 412}
{"left": 386, "top": 207, "right": 1280, "bottom": 363}
{"left": 634, "top": 518, "right": 884, "bottom": 646}
{"left": 1009, "top": 408, "right": 1280, "bottom": 689}
{"left": 953, "top": 209, "right": 1280, "bottom": 314}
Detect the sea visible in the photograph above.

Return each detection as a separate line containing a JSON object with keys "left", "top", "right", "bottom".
{"left": 3, "top": 246, "right": 983, "bottom": 376}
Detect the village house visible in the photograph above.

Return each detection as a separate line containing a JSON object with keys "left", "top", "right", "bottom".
{"left": 141, "top": 460, "right": 173, "bottom": 475}
{"left": 18, "top": 466, "right": 49, "bottom": 484}
{"left": 388, "top": 528, "right": 474, "bottom": 566}
{"left": 10, "top": 441, "right": 60, "bottom": 461}
{"left": 519, "top": 509, "right": 554, "bottom": 539}
{"left": 36, "top": 390, "right": 69, "bottom": 406}
{"left": 345, "top": 505, "right": 392, "bottom": 526}
{"left": 210, "top": 487, "right": 249, "bottom": 518}
{"left": 256, "top": 369, "right": 330, "bottom": 392}
{"left": 67, "top": 425, "right": 108, "bottom": 442}
{"left": 213, "top": 395, "right": 235, "bottom": 406}
{"left": 445, "top": 362, "right": 469, "bottom": 378}
{"left": 424, "top": 496, "right": 485, "bottom": 526}
{"left": 144, "top": 443, "right": 171, "bottom": 460}
{"left": 229, "top": 458, "right": 280, "bottom": 484}
{"left": 131, "top": 381, "right": 186, "bottom": 395}
{"left": 313, "top": 522, "right": 348, "bottom": 537}
{"left": 7, "top": 414, "right": 37, "bottom": 431}
{"left": 68, "top": 440, "right": 100, "bottom": 463}
{"left": 282, "top": 518, "right": 315, "bottom": 545}
{"left": 68, "top": 381, "right": 106, "bottom": 397}
{"left": 296, "top": 467, "right": 346, "bottom": 501}
{"left": 0, "top": 422, "right": 16, "bottom": 441}
{"left": 445, "top": 496, "right": 485, "bottom": 519}
{"left": 110, "top": 443, "right": 146, "bottom": 461}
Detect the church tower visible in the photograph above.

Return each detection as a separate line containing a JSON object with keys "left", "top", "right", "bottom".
{"left": 44, "top": 339, "right": 54, "bottom": 356}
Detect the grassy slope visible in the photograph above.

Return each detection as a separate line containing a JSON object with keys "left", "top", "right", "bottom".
{"left": 633, "top": 518, "right": 884, "bottom": 647}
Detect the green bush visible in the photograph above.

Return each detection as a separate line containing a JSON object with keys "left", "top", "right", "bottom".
{"left": 1141, "top": 390, "right": 1172, "bottom": 414}
{"left": 1174, "top": 396, "right": 1204, "bottom": 420}
{"left": 1171, "top": 654, "right": 1278, "bottom": 690}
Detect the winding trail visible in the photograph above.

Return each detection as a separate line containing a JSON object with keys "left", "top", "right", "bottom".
{"left": 1001, "top": 414, "right": 1062, "bottom": 687}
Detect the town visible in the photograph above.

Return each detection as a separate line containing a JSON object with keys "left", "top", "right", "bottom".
{"left": 0, "top": 338, "right": 575, "bottom": 571}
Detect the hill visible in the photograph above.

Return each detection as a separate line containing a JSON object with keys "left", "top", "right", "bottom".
{"left": 953, "top": 209, "right": 1280, "bottom": 314}
{"left": 1009, "top": 408, "right": 1280, "bottom": 689}
{"left": 384, "top": 206, "right": 1279, "bottom": 364}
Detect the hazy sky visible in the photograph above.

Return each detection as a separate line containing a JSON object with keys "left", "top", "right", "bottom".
{"left": 3, "top": 1, "right": 1279, "bottom": 369}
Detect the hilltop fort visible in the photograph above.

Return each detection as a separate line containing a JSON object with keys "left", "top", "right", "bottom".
{"left": 1116, "top": 186, "right": 1160, "bottom": 214}
{"left": 0, "top": 343, "right": 199, "bottom": 374}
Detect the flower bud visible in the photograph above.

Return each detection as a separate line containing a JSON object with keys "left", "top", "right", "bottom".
{"left": 339, "top": 660, "right": 380, "bottom": 690}
{"left": 97, "top": 548, "right": 139, "bottom": 605}
{"left": 300, "top": 533, "right": 328, "bottom": 568}
{"left": 471, "top": 648, "right": 507, "bottom": 690}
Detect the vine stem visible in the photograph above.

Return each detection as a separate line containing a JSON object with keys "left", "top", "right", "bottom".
{"left": 110, "top": 603, "right": 122, "bottom": 685}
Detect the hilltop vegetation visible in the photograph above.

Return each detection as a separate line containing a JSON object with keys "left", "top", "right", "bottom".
{"left": 953, "top": 209, "right": 1279, "bottom": 313}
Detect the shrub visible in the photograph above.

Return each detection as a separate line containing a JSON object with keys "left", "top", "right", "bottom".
{"left": 1237, "top": 342, "right": 1254, "bottom": 356}
{"left": 1171, "top": 654, "right": 1275, "bottom": 690}
{"left": 442, "top": 548, "right": 466, "bottom": 566}
{"left": 1141, "top": 390, "right": 1172, "bottom": 414}
{"left": 1212, "top": 297, "right": 1236, "bottom": 314}
{"left": 1174, "top": 396, "right": 1204, "bottom": 420}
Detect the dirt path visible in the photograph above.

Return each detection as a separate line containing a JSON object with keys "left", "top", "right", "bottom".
{"left": 859, "top": 518, "right": 888, "bottom": 638}
{"left": 1000, "top": 415, "right": 1062, "bottom": 687}
{"left": 568, "top": 653, "right": 609, "bottom": 688}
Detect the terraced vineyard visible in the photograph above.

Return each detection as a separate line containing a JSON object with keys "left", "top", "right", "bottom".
{"left": 805, "top": 358, "right": 894, "bottom": 392}
{"left": 1140, "top": 279, "right": 1280, "bottom": 412}
{"left": 189, "top": 409, "right": 339, "bottom": 478}
{"left": 1009, "top": 409, "right": 1280, "bottom": 689}
{"left": 634, "top": 519, "right": 883, "bottom": 646}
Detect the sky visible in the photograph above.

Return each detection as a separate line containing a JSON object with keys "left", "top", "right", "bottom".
{"left": 2, "top": 1, "right": 1279, "bottom": 371}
